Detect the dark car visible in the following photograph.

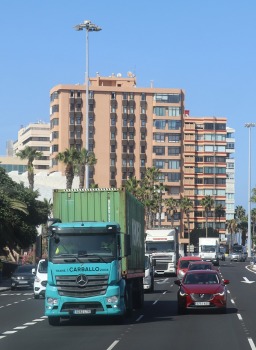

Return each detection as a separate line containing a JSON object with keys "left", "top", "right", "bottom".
{"left": 174, "top": 270, "right": 229, "bottom": 314}
{"left": 11, "top": 264, "right": 36, "bottom": 290}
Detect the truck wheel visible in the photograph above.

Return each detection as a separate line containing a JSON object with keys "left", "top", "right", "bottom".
{"left": 124, "top": 287, "right": 133, "bottom": 317}
{"left": 48, "top": 316, "right": 60, "bottom": 326}
{"left": 149, "top": 278, "right": 154, "bottom": 293}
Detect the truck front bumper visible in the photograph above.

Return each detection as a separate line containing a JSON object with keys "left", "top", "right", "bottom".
{"left": 45, "top": 285, "right": 125, "bottom": 317}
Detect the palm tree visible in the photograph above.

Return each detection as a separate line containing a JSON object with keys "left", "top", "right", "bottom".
{"left": 215, "top": 204, "right": 225, "bottom": 235}
{"left": 180, "top": 196, "right": 193, "bottom": 252}
{"left": 200, "top": 195, "right": 214, "bottom": 238}
{"left": 226, "top": 219, "right": 237, "bottom": 253}
{"left": 251, "top": 208, "right": 256, "bottom": 249}
{"left": 77, "top": 148, "right": 97, "bottom": 189}
{"left": 125, "top": 176, "right": 140, "bottom": 197}
{"left": 16, "top": 146, "right": 43, "bottom": 190}
{"left": 165, "top": 197, "right": 179, "bottom": 228}
{"left": 55, "top": 147, "right": 80, "bottom": 190}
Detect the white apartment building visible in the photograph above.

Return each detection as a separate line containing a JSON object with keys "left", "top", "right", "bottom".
{"left": 13, "top": 121, "right": 50, "bottom": 173}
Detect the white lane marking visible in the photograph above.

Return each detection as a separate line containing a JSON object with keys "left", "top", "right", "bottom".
{"left": 33, "top": 319, "right": 45, "bottom": 322}
{"left": 3, "top": 331, "right": 17, "bottom": 334}
{"left": 153, "top": 299, "right": 158, "bottom": 305}
{"left": 230, "top": 299, "right": 235, "bottom": 304}
{"left": 0, "top": 336, "right": 6, "bottom": 339}
{"left": 237, "top": 314, "right": 243, "bottom": 320}
{"left": 23, "top": 322, "right": 36, "bottom": 325}
{"left": 14, "top": 326, "right": 27, "bottom": 330}
{"left": 155, "top": 278, "right": 169, "bottom": 284}
{"left": 136, "top": 315, "right": 144, "bottom": 322}
{"left": 248, "top": 338, "right": 256, "bottom": 350}
{"left": 106, "top": 340, "right": 120, "bottom": 350}
{"left": 163, "top": 291, "right": 167, "bottom": 295}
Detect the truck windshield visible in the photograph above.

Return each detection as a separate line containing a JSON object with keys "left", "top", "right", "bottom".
{"left": 146, "top": 241, "right": 175, "bottom": 252}
{"left": 201, "top": 245, "right": 216, "bottom": 253}
{"left": 49, "top": 233, "right": 117, "bottom": 262}
{"left": 233, "top": 246, "right": 243, "bottom": 253}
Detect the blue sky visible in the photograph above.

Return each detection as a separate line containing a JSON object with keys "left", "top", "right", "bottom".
{"left": 0, "top": 0, "right": 256, "bottom": 210}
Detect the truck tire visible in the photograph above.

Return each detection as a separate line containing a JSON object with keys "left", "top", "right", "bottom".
{"left": 48, "top": 316, "right": 60, "bottom": 326}
{"left": 124, "top": 285, "right": 133, "bottom": 317}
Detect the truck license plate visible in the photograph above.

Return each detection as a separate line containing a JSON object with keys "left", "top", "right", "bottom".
{"left": 73, "top": 309, "right": 92, "bottom": 314}
{"left": 195, "top": 302, "right": 210, "bottom": 306}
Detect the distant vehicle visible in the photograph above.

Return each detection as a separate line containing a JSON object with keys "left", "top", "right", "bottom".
{"left": 11, "top": 264, "right": 36, "bottom": 290}
{"left": 174, "top": 270, "right": 229, "bottom": 313}
{"left": 230, "top": 245, "right": 247, "bottom": 262}
{"left": 188, "top": 261, "right": 215, "bottom": 271}
{"left": 145, "top": 228, "right": 179, "bottom": 276}
{"left": 176, "top": 256, "right": 202, "bottom": 280}
{"left": 143, "top": 254, "right": 155, "bottom": 292}
{"left": 198, "top": 237, "right": 220, "bottom": 266}
{"left": 32, "top": 259, "right": 48, "bottom": 299}
{"left": 217, "top": 250, "right": 226, "bottom": 261}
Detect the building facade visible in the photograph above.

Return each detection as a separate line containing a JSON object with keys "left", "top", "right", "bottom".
{"left": 13, "top": 121, "right": 50, "bottom": 173}
{"left": 49, "top": 74, "right": 234, "bottom": 249}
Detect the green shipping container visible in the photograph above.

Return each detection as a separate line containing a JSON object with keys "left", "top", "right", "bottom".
{"left": 52, "top": 188, "right": 145, "bottom": 277}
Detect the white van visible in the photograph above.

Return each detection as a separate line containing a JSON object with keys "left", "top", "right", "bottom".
{"left": 32, "top": 259, "right": 48, "bottom": 299}
{"left": 143, "top": 254, "right": 155, "bottom": 292}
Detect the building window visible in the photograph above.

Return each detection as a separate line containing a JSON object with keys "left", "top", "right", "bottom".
{"left": 153, "top": 107, "right": 165, "bottom": 116}
{"left": 129, "top": 146, "right": 134, "bottom": 153}
{"left": 141, "top": 159, "right": 145, "bottom": 166}
{"left": 154, "top": 160, "right": 165, "bottom": 169}
{"left": 123, "top": 119, "right": 128, "bottom": 127}
{"left": 167, "top": 173, "right": 180, "bottom": 182}
{"left": 168, "top": 120, "right": 181, "bottom": 130}
{"left": 111, "top": 92, "right": 116, "bottom": 99}
{"left": 168, "top": 134, "right": 181, "bottom": 143}
{"left": 110, "top": 172, "right": 115, "bottom": 180}
{"left": 154, "top": 133, "right": 165, "bottom": 142}
{"left": 123, "top": 93, "right": 128, "bottom": 100}
{"left": 111, "top": 145, "right": 116, "bottom": 152}
{"left": 141, "top": 107, "right": 146, "bottom": 114}
{"left": 141, "top": 146, "right": 146, "bottom": 153}
{"left": 153, "top": 146, "right": 165, "bottom": 155}
{"left": 122, "top": 159, "right": 127, "bottom": 167}
{"left": 141, "top": 93, "right": 146, "bottom": 101}
{"left": 111, "top": 118, "right": 116, "bottom": 126}
{"left": 123, "top": 145, "right": 127, "bottom": 153}
{"left": 168, "top": 107, "right": 181, "bottom": 116}
{"left": 141, "top": 133, "right": 146, "bottom": 140}
{"left": 141, "top": 119, "right": 146, "bottom": 127}
{"left": 168, "top": 146, "right": 181, "bottom": 155}
{"left": 52, "top": 131, "right": 59, "bottom": 139}
{"left": 168, "top": 160, "right": 180, "bottom": 169}
{"left": 111, "top": 106, "right": 116, "bottom": 113}
{"left": 89, "top": 91, "right": 94, "bottom": 98}
{"left": 129, "top": 132, "right": 134, "bottom": 139}
{"left": 154, "top": 120, "right": 166, "bottom": 129}
{"left": 110, "top": 132, "right": 115, "bottom": 140}
{"left": 52, "top": 144, "right": 59, "bottom": 153}
{"left": 123, "top": 106, "right": 128, "bottom": 113}
{"left": 154, "top": 93, "right": 181, "bottom": 103}
{"left": 50, "top": 91, "right": 59, "bottom": 102}
{"left": 123, "top": 132, "right": 127, "bottom": 139}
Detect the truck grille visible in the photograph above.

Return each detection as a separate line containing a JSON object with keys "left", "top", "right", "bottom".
{"left": 61, "top": 302, "right": 104, "bottom": 312}
{"left": 155, "top": 262, "right": 168, "bottom": 270}
{"left": 56, "top": 275, "right": 108, "bottom": 298}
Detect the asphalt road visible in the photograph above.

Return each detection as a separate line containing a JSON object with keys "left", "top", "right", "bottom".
{"left": 0, "top": 260, "right": 256, "bottom": 350}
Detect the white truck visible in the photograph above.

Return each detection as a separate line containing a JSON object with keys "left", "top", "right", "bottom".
{"left": 143, "top": 254, "right": 155, "bottom": 292}
{"left": 198, "top": 237, "right": 220, "bottom": 266}
{"left": 145, "top": 228, "right": 179, "bottom": 276}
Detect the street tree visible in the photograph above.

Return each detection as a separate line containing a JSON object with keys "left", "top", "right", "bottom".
{"left": 55, "top": 147, "right": 80, "bottom": 190}
{"left": 200, "top": 195, "right": 214, "bottom": 238}
{"left": 16, "top": 146, "right": 43, "bottom": 190}
{"left": 77, "top": 148, "right": 97, "bottom": 189}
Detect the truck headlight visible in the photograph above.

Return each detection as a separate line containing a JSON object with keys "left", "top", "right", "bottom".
{"left": 106, "top": 295, "right": 119, "bottom": 304}
{"left": 47, "top": 297, "right": 58, "bottom": 305}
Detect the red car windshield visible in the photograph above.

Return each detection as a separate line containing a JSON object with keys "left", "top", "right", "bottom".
{"left": 179, "top": 260, "right": 199, "bottom": 269}
{"left": 184, "top": 273, "right": 220, "bottom": 285}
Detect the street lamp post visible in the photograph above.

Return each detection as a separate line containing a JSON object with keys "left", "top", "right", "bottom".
{"left": 74, "top": 20, "right": 102, "bottom": 188}
{"left": 245, "top": 123, "right": 256, "bottom": 258}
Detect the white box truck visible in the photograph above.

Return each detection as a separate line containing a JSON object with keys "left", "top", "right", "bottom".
{"left": 145, "top": 228, "right": 179, "bottom": 276}
{"left": 143, "top": 254, "right": 155, "bottom": 292}
{"left": 199, "top": 237, "right": 220, "bottom": 266}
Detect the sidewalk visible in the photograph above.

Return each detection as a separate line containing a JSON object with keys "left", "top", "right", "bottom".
{"left": 0, "top": 278, "right": 11, "bottom": 292}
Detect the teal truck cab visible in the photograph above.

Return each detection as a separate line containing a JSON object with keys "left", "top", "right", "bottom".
{"left": 45, "top": 189, "right": 145, "bottom": 326}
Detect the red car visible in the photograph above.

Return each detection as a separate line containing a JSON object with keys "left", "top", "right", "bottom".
{"left": 176, "top": 256, "right": 202, "bottom": 280}
{"left": 188, "top": 261, "right": 216, "bottom": 271}
{"left": 174, "top": 270, "right": 229, "bottom": 313}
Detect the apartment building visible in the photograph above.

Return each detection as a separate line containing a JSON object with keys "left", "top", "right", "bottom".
{"left": 49, "top": 74, "right": 234, "bottom": 248}
{"left": 13, "top": 121, "right": 50, "bottom": 173}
